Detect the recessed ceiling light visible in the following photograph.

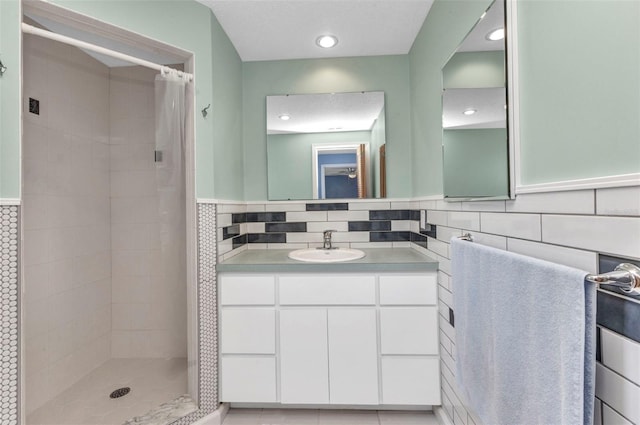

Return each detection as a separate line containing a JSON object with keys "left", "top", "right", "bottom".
{"left": 486, "top": 28, "right": 505, "bottom": 41}
{"left": 279, "top": 114, "right": 291, "bottom": 121}
{"left": 463, "top": 109, "right": 477, "bottom": 116}
{"left": 316, "top": 35, "right": 338, "bottom": 49}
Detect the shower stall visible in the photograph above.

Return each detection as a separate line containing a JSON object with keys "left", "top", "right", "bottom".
{"left": 21, "top": 11, "right": 196, "bottom": 425}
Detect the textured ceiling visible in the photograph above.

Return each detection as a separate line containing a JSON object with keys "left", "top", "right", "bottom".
{"left": 196, "top": 0, "right": 434, "bottom": 62}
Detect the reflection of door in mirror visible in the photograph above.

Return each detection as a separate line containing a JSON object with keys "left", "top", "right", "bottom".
{"left": 313, "top": 144, "right": 368, "bottom": 199}
{"left": 379, "top": 144, "right": 386, "bottom": 198}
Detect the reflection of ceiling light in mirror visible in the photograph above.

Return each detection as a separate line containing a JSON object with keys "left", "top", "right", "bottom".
{"left": 463, "top": 109, "right": 477, "bottom": 116}
{"left": 316, "top": 35, "right": 338, "bottom": 48}
{"left": 279, "top": 114, "right": 291, "bottom": 121}
{"left": 486, "top": 28, "right": 504, "bottom": 41}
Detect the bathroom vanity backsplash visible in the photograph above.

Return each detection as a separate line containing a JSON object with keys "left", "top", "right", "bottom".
{"left": 215, "top": 200, "right": 436, "bottom": 262}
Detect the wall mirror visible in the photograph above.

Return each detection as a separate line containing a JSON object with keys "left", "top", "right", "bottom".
{"left": 441, "top": 0, "right": 511, "bottom": 200}
{"left": 266, "top": 91, "right": 386, "bottom": 200}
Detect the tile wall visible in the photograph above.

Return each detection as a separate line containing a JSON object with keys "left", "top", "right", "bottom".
{"left": 214, "top": 185, "right": 640, "bottom": 425}
{"left": 22, "top": 33, "right": 112, "bottom": 413}
{"left": 216, "top": 201, "right": 432, "bottom": 263}
{"left": 109, "top": 66, "right": 187, "bottom": 359}
{"left": 418, "top": 187, "right": 640, "bottom": 425}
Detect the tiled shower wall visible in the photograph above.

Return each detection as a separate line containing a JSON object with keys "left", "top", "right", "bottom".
{"left": 214, "top": 186, "right": 640, "bottom": 425}
{"left": 22, "top": 34, "right": 112, "bottom": 414}
{"left": 109, "top": 66, "right": 187, "bottom": 359}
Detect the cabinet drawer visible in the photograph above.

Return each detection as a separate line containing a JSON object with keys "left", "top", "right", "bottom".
{"left": 380, "top": 307, "right": 439, "bottom": 355}
{"left": 279, "top": 274, "right": 375, "bottom": 305}
{"left": 221, "top": 356, "right": 277, "bottom": 402}
{"left": 381, "top": 357, "right": 440, "bottom": 405}
{"left": 221, "top": 308, "right": 275, "bottom": 354}
{"left": 220, "top": 274, "right": 275, "bottom": 305}
{"left": 379, "top": 274, "right": 437, "bottom": 305}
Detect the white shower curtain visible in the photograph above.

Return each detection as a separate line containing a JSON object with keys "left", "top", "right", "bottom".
{"left": 154, "top": 70, "right": 195, "bottom": 398}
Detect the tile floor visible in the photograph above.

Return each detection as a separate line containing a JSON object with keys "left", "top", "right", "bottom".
{"left": 27, "top": 358, "right": 190, "bottom": 425}
{"left": 221, "top": 408, "right": 439, "bottom": 425}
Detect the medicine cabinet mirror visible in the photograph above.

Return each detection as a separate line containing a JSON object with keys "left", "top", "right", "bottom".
{"left": 441, "top": 0, "right": 513, "bottom": 200}
{"left": 266, "top": 91, "right": 386, "bottom": 201}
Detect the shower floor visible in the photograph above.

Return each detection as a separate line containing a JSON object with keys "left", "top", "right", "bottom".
{"left": 27, "top": 357, "right": 191, "bottom": 425}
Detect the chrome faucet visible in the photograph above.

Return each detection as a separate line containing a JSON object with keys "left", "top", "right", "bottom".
{"left": 322, "top": 229, "right": 337, "bottom": 250}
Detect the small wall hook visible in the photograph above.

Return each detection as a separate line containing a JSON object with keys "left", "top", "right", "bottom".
{"left": 202, "top": 104, "right": 211, "bottom": 118}
{"left": 0, "top": 59, "right": 7, "bottom": 77}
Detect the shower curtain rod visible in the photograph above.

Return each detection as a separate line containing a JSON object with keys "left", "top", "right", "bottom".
{"left": 21, "top": 23, "right": 193, "bottom": 81}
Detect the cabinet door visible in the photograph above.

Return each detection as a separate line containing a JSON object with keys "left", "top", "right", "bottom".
{"left": 380, "top": 307, "right": 439, "bottom": 355}
{"left": 280, "top": 309, "right": 329, "bottom": 404}
{"left": 328, "top": 308, "right": 379, "bottom": 405}
{"left": 221, "top": 308, "right": 275, "bottom": 354}
{"left": 221, "top": 356, "right": 277, "bottom": 402}
{"left": 381, "top": 357, "right": 441, "bottom": 405}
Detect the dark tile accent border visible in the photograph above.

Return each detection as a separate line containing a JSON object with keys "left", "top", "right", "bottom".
{"left": 422, "top": 224, "right": 437, "bottom": 239}
{"left": 231, "top": 213, "right": 246, "bottom": 224}
{"left": 596, "top": 327, "right": 601, "bottom": 362}
{"left": 410, "top": 210, "right": 421, "bottom": 221}
{"left": 248, "top": 233, "right": 286, "bottom": 244}
{"left": 266, "top": 222, "right": 307, "bottom": 233}
{"left": 349, "top": 221, "right": 391, "bottom": 231}
{"left": 410, "top": 232, "right": 427, "bottom": 248}
{"left": 370, "top": 231, "right": 411, "bottom": 242}
{"left": 596, "top": 291, "right": 640, "bottom": 344}
{"left": 449, "top": 308, "right": 455, "bottom": 328}
{"left": 223, "top": 224, "right": 240, "bottom": 240}
{"left": 246, "top": 212, "right": 286, "bottom": 223}
{"left": 306, "top": 203, "right": 348, "bottom": 211}
{"left": 370, "top": 210, "right": 411, "bottom": 221}
{"left": 232, "top": 234, "right": 247, "bottom": 249}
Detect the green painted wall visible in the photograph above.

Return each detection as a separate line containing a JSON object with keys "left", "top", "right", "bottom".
{"left": 51, "top": 0, "right": 244, "bottom": 199}
{"left": 517, "top": 0, "right": 640, "bottom": 185}
{"left": 443, "top": 128, "right": 508, "bottom": 198}
{"left": 409, "top": 0, "right": 493, "bottom": 197}
{"left": 267, "top": 130, "right": 370, "bottom": 201}
{"left": 242, "top": 56, "right": 411, "bottom": 201}
{"left": 411, "top": 0, "right": 639, "bottom": 196}
{"left": 0, "top": 0, "right": 21, "bottom": 199}
{"left": 443, "top": 51, "right": 504, "bottom": 89}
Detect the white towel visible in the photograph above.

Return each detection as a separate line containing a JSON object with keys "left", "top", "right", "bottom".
{"left": 451, "top": 238, "right": 596, "bottom": 425}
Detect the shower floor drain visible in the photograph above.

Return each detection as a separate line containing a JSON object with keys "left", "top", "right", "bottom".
{"left": 110, "top": 387, "right": 131, "bottom": 399}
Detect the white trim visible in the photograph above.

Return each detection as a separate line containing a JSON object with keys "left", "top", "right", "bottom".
{"left": 21, "top": 23, "right": 193, "bottom": 80}
{"left": 0, "top": 199, "right": 21, "bottom": 206}
{"left": 516, "top": 173, "right": 640, "bottom": 194}
{"left": 506, "top": 0, "right": 520, "bottom": 199}
{"left": 196, "top": 197, "right": 421, "bottom": 205}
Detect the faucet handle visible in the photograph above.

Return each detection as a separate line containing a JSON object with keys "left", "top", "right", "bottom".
{"left": 323, "top": 229, "right": 337, "bottom": 236}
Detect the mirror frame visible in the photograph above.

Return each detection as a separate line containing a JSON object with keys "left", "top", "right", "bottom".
{"left": 440, "top": 0, "right": 519, "bottom": 201}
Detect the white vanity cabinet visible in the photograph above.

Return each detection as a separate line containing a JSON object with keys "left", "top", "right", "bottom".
{"left": 219, "top": 271, "right": 440, "bottom": 407}
{"left": 219, "top": 274, "right": 277, "bottom": 403}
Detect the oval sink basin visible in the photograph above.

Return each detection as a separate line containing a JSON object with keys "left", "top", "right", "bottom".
{"left": 288, "top": 248, "right": 365, "bottom": 263}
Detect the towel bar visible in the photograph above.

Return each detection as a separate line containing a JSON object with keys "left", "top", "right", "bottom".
{"left": 457, "top": 234, "right": 640, "bottom": 294}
